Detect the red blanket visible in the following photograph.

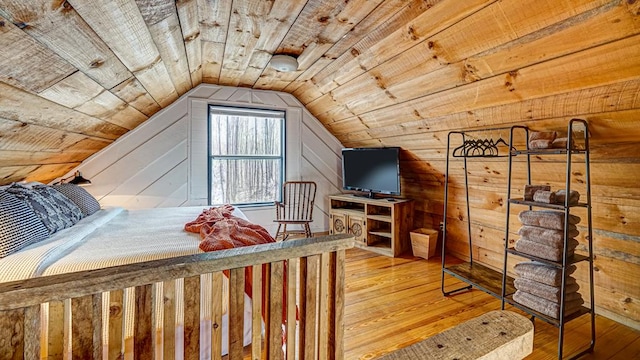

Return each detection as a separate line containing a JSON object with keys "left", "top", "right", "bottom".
{"left": 184, "top": 205, "right": 289, "bottom": 325}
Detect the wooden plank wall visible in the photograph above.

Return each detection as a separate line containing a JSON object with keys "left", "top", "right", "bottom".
{"left": 289, "top": 0, "right": 640, "bottom": 328}
{"left": 61, "top": 84, "right": 344, "bottom": 235}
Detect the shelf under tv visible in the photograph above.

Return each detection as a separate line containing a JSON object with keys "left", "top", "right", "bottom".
{"left": 329, "top": 194, "right": 413, "bottom": 257}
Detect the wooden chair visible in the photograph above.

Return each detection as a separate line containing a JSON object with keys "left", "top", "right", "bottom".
{"left": 274, "top": 181, "right": 317, "bottom": 240}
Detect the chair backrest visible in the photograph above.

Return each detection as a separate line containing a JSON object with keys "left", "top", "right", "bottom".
{"left": 280, "top": 181, "right": 317, "bottom": 221}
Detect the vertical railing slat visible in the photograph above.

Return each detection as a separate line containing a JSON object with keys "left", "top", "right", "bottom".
{"left": 163, "top": 280, "right": 176, "bottom": 360}
{"left": 152, "top": 283, "right": 163, "bottom": 359}
{"left": 211, "top": 272, "right": 223, "bottom": 360}
{"left": 24, "top": 304, "right": 41, "bottom": 359}
{"left": 40, "top": 304, "right": 48, "bottom": 359}
{"left": 305, "top": 255, "right": 319, "bottom": 360}
{"left": 134, "top": 285, "right": 153, "bottom": 360}
{"left": 109, "top": 290, "right": 124, "bottom": 360}
{"left": 229, "top": 267, "right": 245, "bottom": 358}
{"left": 92, "top": 293, "right": 103, "bottom": 360}
{"left": 48, "top": 300, "right": 64, "bottom": 360}
{"left": 251, "top": 265, "right": 263, "bottom": 360}
{"left": 123, "top": 288, "right": 134, "bottom": 360}
{"left": 286, "top": 258, "right": 298, "bottom": 360}
{"left": 304, "top": 255, "right": 320, "bottom": 359}
{"left": 0, "top": 308, "right": 24, "bottom": 358}
{"left": 72, "top": 295, "right": 94, "bottom": 359}
{"left": 318, "top": 253, "right": 331, "bottom": 360}
{"left": 330, "top": 250, "right": 346, "bottom": 360}
{"left": 268, "top": 262, "right": 284, "bottom": 360}
{"left": 298, "top": 257, "right": 308, "bottom": 360}
{"left": 262, "top": 265, "right": 272, "bottom": 360}
{"left": 299, "top": 255, "right": 320, "bottom": 360}
{"left": 183, "top": 276, "right": 200, "bottom": 360}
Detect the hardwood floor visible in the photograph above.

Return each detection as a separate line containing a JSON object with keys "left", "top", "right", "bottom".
{"left": 343, "top": 248, "right": 640, "bottom": 360}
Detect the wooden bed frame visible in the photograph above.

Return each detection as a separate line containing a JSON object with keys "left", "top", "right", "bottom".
{"left": 0, "top": 234, "right": 354, "bottom": 360}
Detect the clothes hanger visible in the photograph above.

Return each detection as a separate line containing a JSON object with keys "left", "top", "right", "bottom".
{"left": 494, "top": 130, "right": 517, "bottom": 155}
{"left": 466, "top": 138, "right": 484, "bottom": 157}
{"left": 452, "top": 141, "right": 467, "bottom": 157}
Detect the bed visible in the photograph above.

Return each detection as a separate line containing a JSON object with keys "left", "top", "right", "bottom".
{"left": 0, "top": 183, "right": 354, "bottom": 359}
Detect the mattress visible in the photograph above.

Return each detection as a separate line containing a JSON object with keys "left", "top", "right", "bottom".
{"left": 0, "top": 206, "right": 245, "bottom": 281}
{"left": 0, "top": 205, "right": 254, "bottom": 358}
{"left": 41, "top": 206, "right": 222, "bottom": 276}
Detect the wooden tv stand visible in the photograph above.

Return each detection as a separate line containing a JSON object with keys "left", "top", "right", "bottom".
{"left": 329, "top": 194, "right": 413, "bottom": 257}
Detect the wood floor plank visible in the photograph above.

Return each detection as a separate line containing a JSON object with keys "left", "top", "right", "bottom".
{"left": 342, "top": 248, "right": 640, "bottom": 360}
{"left": 602, "top": 336, "right": 640, "bottom": 360}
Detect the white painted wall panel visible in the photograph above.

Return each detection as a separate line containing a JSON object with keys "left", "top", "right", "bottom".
{"left": 60, "top": 84, "right": 344, "bottom": 234}
{"left": 187, "top": 85, "right": 220, "bottom": 99}
{"left": 100, "top": 140, "right": 188, "bottom": 207}
{"left": 76, "top": 104, "right": 187, "bottom": 178}
{"left": 188, "top": 99, "right": 210, "bottom": 204}
{"left": 88, "top": 117, "right": 188, "bottom": 201}
{"left": 302, "top": 110, "right": 342, "bottom": 154}
{"left": 127, "top": 160, "right": 189, "bottom": 209}
{"left": 159, "top": 183, "right": 188, "bottom": 208}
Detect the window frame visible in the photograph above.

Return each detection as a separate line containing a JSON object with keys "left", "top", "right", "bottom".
{"left": 207, "top": 105, "right": 286, "bottom": 207}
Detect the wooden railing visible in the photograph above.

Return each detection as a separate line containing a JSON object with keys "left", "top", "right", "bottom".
{"left": 0, "top": 234, "right": 354, "bottom": 360}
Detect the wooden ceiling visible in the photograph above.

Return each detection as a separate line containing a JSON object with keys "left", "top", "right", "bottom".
{"left": 0, "top": 0, "right": 639, "bottom": 185}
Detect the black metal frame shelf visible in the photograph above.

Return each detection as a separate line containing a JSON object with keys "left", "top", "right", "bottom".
{"left": 503, "top": 295, "right": 592, "bottom": 327}
{"left": 443, "top": 262, "right": 515, "bottom": 298}
{"left": 501, "top": 119, "right": 596, "bottom": 360}
{"left": 441, "top": 126, "right": 516, "bottom": 299}
{"left": 506, "top": 248, "right": 590, "bottom": 268}
{"left": 511, "top": 148, "right": 588, "bottom": 156}
{"left": 508, "top": 198, "right": 589, "bottom": 210}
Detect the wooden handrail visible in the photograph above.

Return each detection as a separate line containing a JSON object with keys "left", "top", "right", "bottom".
{"left": 0, "top": 234, "right": 354, "bottom": 311}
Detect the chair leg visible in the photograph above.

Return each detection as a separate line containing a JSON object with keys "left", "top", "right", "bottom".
{"left": 282, "top": 224, "right": 289, "bottom": 241}
{"left": 275, "top": 223, "right": 282, "bottom": 241}
{"left": 305, "top": 223, "right": 312, "bottom": 238}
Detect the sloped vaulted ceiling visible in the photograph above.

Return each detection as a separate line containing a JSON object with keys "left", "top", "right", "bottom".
{"left": 1, "top": 0, "right": 638, "bottom": 186}
{"left": 0, "top": 0, "right": 439, "bottom": 184}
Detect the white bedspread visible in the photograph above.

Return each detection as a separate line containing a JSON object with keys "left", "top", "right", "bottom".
{"left": 41, "top": 206, "right": 211, "bottom": 277}
{"left": 0, "top": 206, "right": 246, "bottom": 281}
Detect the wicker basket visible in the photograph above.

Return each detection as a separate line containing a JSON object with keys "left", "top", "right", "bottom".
{"left": 410, "top": 228, "right": 439, "bottom": 259}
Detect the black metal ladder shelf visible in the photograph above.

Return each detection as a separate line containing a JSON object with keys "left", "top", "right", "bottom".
{"left": 500, "top": 120, "right": 596, "bottom": 359}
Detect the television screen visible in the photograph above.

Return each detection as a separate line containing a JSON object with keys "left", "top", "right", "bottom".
{"left": 342, "top": 147, "right": 400, "bottom": 196}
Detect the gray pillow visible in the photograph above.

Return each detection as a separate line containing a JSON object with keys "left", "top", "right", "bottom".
{"left": 32, "top": 185, "right": 84, "bottom": 223}
{"left": 0, "top": 191, "right": 49, "bottom": 258}
{"left": 52, "top": 184, "right": 101, "bottom": 216}
{"left": 5, "top": 183, "right": 76, "bottom": 234}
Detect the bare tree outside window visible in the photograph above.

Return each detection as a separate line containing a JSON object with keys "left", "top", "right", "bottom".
{"left": 209, "top": 107, "right": 284, "bottom": 205}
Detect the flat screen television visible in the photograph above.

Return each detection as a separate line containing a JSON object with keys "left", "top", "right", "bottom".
{"left": 341, "top": 147, "right": 401, "bottom": 198}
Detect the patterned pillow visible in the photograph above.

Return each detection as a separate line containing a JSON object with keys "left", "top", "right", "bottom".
{"left": 0, "top": 191, "right": 49, "bottom": 258}
{"left": 5, "top": 184, "right": 76, "bottom": 234}
{"left": 32, "top": 185, "right": 84, "bottom": 223}
{"left": 51, "top": 184, "right": 101, "bottom": 216}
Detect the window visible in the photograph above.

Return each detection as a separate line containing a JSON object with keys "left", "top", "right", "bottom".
{"left": 208, "top": 106, "right": 285, "bottom": 206}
